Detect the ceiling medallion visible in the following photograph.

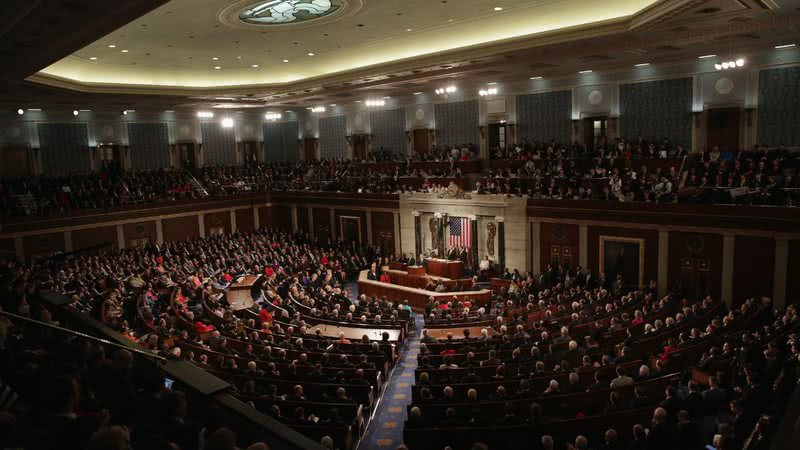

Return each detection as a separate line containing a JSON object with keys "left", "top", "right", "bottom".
{"left": 240, "top": 0, "right": 342, "bottom": 25}
{"left": 220, "top": 0, "right": 362, "bottom": 30}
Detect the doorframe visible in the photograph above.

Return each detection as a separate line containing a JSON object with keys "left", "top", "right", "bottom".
{"left": 703, "top": 103, "right": 744, "bottom": 152}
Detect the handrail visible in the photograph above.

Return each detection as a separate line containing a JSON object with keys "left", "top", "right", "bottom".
{"left": 0, "top": 309, "right": 166, "bottom": 362}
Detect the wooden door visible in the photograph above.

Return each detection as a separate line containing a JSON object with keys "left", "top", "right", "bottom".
{"left": 413, "top": 129, "right": 430, "bottom": 155}
{"left": 175, "top": 143, "right": 197, "bottom": 169}
{"left": 352, "top": 134, "right": 367, "bottom": 160}
{"left": 550, "top": 245, "right": 575, "bottom": 272}
{"left": 1, "top": 148, "right": 31, "bottom": 177}
{"left": 706, "top": 108, "right": 740, "bottom": 152}
{"left": 241, "top": 140, "right": 259, "bottom": 163}
{"left": 488, "top": 123, "right": 506, "bottom": 150}
{"left": 303, "top": 138, "right": 318, "bottom": 161}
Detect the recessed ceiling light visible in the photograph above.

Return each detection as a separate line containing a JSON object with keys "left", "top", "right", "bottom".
{"left": 494, "top": 7, "right": 503, "bottom": 11}
{"left": 89, "top": 57, "right": 98, "bottom": 60}
{"left": 406, "top": 28, "right": 412, "bottom": 32}
{"left": 165, "top": 110, "right": 174, "bottom": 113}
{"left": 307, "top": 52, "right": 315, "bottom": 56}
{"left": 72, "top": 110, "right": 79, "bottom": 116}
{"left": 121, "top": 49, "right": 129, "bottom": 53}
{"left": 79, "top": 109, "right": 91, "bottom": 112}
{"left": 214, "top": 66, "right": 221, "bottom": 69}
{"left": 698, "top": 54, "right": 716, "bottom": 59}
{"left": 282, "top": 59, "right": 289, "bottom": 63}
{"left": 384, "top": 96, "right": 391, "bottom": 99}
{"left": 447, "top": 19, "right": 453, "bottom": 22}
{"left": 329, "top": 104, "right": 337, "bottom": 107}
{"left": 236, "top": 56, "right": 242, "bottom": 59}
{"left": 413, "top": 92, "right": 423, "bottom": 95}
{"left": 579, "top": 70, "right": 593, "bottom": 74}
{"left": 529, "top": 76, "right": 542, "bottom": 80}
{"left": 487, "top": 82, "right": 497, "bottom": 85}
{"left": 634, "top": 63, "right": 650, "bottom": 67}
{"left": 284, "top": 110, "right": 292, "bottom": 113}
{"left": 775, "top": 43, "right": 796, "bottom": 49}
{"left": 221, "top": 118, "right": 234, "bottom": 128}
{"left": 27, "top": 108, "right": 42, "bottom": 111}
{"left": 16, "top": 109, "right": 23, "bottom": 115}
{"left": 107, "top": 44, "right": 116, "bottom": 48}
{"left": 355, "top": 100, "right": 363, "bottom": 103}
{"left": 212, "top": 57, "right": 219, "bottom": 60}
{"left": 251, "top": 64, "right": 259, "bottom": 68}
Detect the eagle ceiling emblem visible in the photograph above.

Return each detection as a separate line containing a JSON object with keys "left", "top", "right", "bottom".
{"left": 239, "top": 0, "right": 341, "bottom": 25}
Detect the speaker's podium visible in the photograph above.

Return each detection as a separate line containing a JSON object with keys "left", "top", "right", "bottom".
{"left": 425, "top": 258, "right": 464, "bottom": 279}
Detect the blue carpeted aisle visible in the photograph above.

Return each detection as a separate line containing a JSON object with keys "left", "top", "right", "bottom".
{"left": 357, "top": 314, "right": 422, "bottom": 449}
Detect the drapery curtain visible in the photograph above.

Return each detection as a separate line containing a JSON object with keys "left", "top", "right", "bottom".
{"left": 370, "top": 108, "right": 406, "bottom": 155}
{"left": 200, "top": 122, "right": 237, "bottom": 166}
{"left": 620, "top": 78, "right": 692, "bottom": 146}
{"left": 318, "top": 115, "right": 347, "bottom": 159}
{"left": 263, "top": 121, "right": 300, "bottom": 161}
{"left": 758, "top": 66, "right": 800, "bottom": 147}
{"left": 37, "top": 123, "right": 90, "bottom": 175}
{"left": 434, "top": 100, "right": 479, "bottom": 148}
{"left": 127, "top": 123, "right": 170, "bottom": 170}
{"left": 516, "top": 90, "right": 572, "bottom": 145}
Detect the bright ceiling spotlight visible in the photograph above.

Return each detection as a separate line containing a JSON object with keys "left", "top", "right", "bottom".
{"left": 365, "top": 99, "right": 385, "bottom": 107}
{"left": 715, "top": 63, "right": 722, "bottom": 70}
{"left": 735, "top": 58, "right": 745, "bottom": 67}
{"left": 73, "top": 110, "right": 79, "bottom": 116}
{"left": 721, "top": 62, "right": 729, "bottom": 69}
{"left": 265, "top": 112, "right": 282, "bottom": 121}
{"left": 197, "top": 111, "right": 214, "bottom": 118}
{"left": 17, "top": 109, "right": 23, "bottom": 115}
{"left": 311, "top": 106, "right": 326, "bottom": 113}
{"left": 775, "top": 44, "right": 796, "bottom": 49}
{"left": 221, "top": 118, "right": 234, "bottom": 128}
{"left": 445, "top": 85, "right": 456, "bottom": 93}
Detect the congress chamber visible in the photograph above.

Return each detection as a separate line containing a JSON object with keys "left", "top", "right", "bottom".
{"left": 1, "top": 1, "right": 800, "bottom": 450}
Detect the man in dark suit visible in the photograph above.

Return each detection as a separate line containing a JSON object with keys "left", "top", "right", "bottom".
{"left": 407, "top": 254, "right": 417, "bottom": 266}
{"left": 366, "top": 264, "right": 379, "bottom": 281}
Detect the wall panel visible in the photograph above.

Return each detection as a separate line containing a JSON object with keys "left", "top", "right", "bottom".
{"left": 733, "top": 236, "right": 774, "bottom": 305}
{"left": 786, "top": 240, "right": 800, "bottom": 307}
{"left": 204, "top": 211, "right": 232, "bottom": 236}
{"left": 162, "top": 215, "right": 200, "bottom": 242}
{"left": 667, "top": 231, "right": 723, "bottom": 301}
{"left": 128, "top": 123, "right": 170, "bottom": 170}
{"left": 297, "top": 206, "right": 310, "bottom": 233}
{"left": 122, "top": 221, "right": 157, "bottom": 246}
{"left": 758, "top": 66, "right": 800, "bottom": 146}
{"left": 200, "top": 122, "right": 237, "bottom": 166}
{"left": 37, "top": 123, "right": 90, "bottom": 174}
{"left": 313, "top": 208, "right": 332, "bottom": 243}
{"left": 318, "top": 115, "right": 347, "bottom": 159}
{"left": 235, "top": 208, "right": 255, "bottom": 234}
{"left": 539, "top": 222, "right": 579, "bottom": 270}
{"left": 370, "top": 108, "right": 406, "bottom": 155}
{"left": 586, "top": 226, "right": 658, "bottom": 288}
{"left": 516, "top": 91, "right": 572, "bottom": 144}
{"left": 434, "top": 100, "right": 479, "bottom": 148}
{"left": 620, "top": 78, "right": 692, "bottom": 146}
{"left": 263, "top": 120, "right": 300, "bottom": 161}
{"left": 72, "top": 226, "right": 117, "bottom": 252}
{"left": 23, "top": 232, "right": 65, "bottom": 261}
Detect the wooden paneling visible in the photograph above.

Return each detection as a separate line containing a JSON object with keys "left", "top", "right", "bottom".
{"left": 162, "top": 215, "right": 200, "bottom": 242}
{"left": 313, "top": 207, "right": 332, "bottom": 243}
{"left": 23, "top": 232, "right": 65, "bottom": 261}
{"left": 539, "top": 223, "right": 579, "bottom": 270}
{"left": 204, "top": 211, "right": 231, "bottom": 236}
{"left": 587, "top": 226, "right": 658, "bottom": 287}
{"left": 733, "top": 236, "right": 774, "bottom": 305}
{"left": 335, "top": 209, "right": 367, "bottom": 242}
{"left": 259, "top": 206, "right": 274, "bottom": 229}
{"left": 0, "top": 238, "right": 16, "bottom": 259}
{"left": 122, "top": 221, "right": 157, "bottom": 245}
{"left": 371, "top": 211, "right": 395, "bottom": 253}
{"left": 235, "top": 208, "right": 255, "bottom": 234}
{"left": 297, "top": 207, "right": 310, "bottom": 233}
{"left": 271, "top": 206, "right": 292, "bottom": 231}
{"left": 72, "top": 226, "right": 116, "bottom": 252}
{"left": 786, "top": 240, "right": 800, "bottom": 307}
{"left": 667, "top": 232, "right": 723, "bottom": 301}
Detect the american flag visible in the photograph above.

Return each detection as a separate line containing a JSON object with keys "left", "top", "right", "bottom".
{"left": 448, "top": 217, "right": 472, "bottom": 248}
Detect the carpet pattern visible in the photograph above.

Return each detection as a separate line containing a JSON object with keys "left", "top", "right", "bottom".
{"left": 357, "top": 314, "right": 422, "bottom": 449}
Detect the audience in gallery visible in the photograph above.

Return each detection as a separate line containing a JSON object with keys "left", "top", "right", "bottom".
{"left": 3, "top": 136, "right": 799, "bottom": 218}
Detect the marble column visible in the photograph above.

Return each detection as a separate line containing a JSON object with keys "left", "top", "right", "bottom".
{"left": 155, "top": 219, "right": 164, "bottom": 244}
{"left": 63, "top": 231, "right": 73, "bottom": 252}
{"left": 657, "top": 230, "right": 669, "bottom": 298}
{"left": 721, "top": 234, "right": 735, "bottom": 307}
{"left": 116, "top": 224, "right": 125, "bottom": 250}
{"left": 531, "top": 221, "right": 541, "bottom": 275}
{"left": 366, "top": 210, "right": 373, "bottom": 245}
{"left": 414, "top": 211, "right": 421, "bottom": 258}
{"left": 253, "top": 206, "right": 260, "bottom": 230}
{"left": 470, "top": 216, "right": 478, "bottom": 270}
{"left": 14, "top": 237, "right": 24, "bottom": 262}
{"left": 230, "top": 209, "right": 237, "bottom": 233}
{"left": 773, "top": 237, "right": 789, "bottom": 310}
{"left": 496, "top": 216, "right": 505, "bottom": 272}
{"left": 393, "top": 212, "right": 401, "bottom": 256}
{"left": 329, "top": 208, "right": 336, "bottom": 240}
{"left": 308, "top": 208, "right": 314, "bottom": 238}
{"left": 198, "top": 214, "right": 206, "bottom": 238}
{"left": 291, "top": 205, "right": 298, "bottom": 232}
{"left": 579, "top": 224, "right": 588, "bottom": 269}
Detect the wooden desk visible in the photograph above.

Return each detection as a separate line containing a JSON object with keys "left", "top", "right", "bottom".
{"left": 422, "top": 326, "right": 496, "bottom": 340}
{"left": 358, "top": 270, "right": 490, "bottom": 312}
{"left": 226, "top": 274, "right": 261, "bottom": 310}
{"left": 425, "top": 258, "right": 464, "bottom": 278}
{"left": 407, "top": 266, "right": 425, "bottom": 276}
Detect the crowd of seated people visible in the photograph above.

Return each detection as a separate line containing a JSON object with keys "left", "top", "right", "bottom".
{"left": 406, "top": 267, "right": 799, "bottom": 450}
{"left": 1, "top": 227, "right": 413, "bottom": 449}
{"left": 0, "top": 169, "right": 196, "bottom": 217}
{"left": 491, "top": 137, "right": 689, "bottom": 161}
{"left": 683, "top": 145, "right": 800, "bottom": 206}
{"left": 365, "top": 143, "right": 478, "bottom": 162}
{"left": 0, "top": 284, "right": 282, "bottom": 450}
